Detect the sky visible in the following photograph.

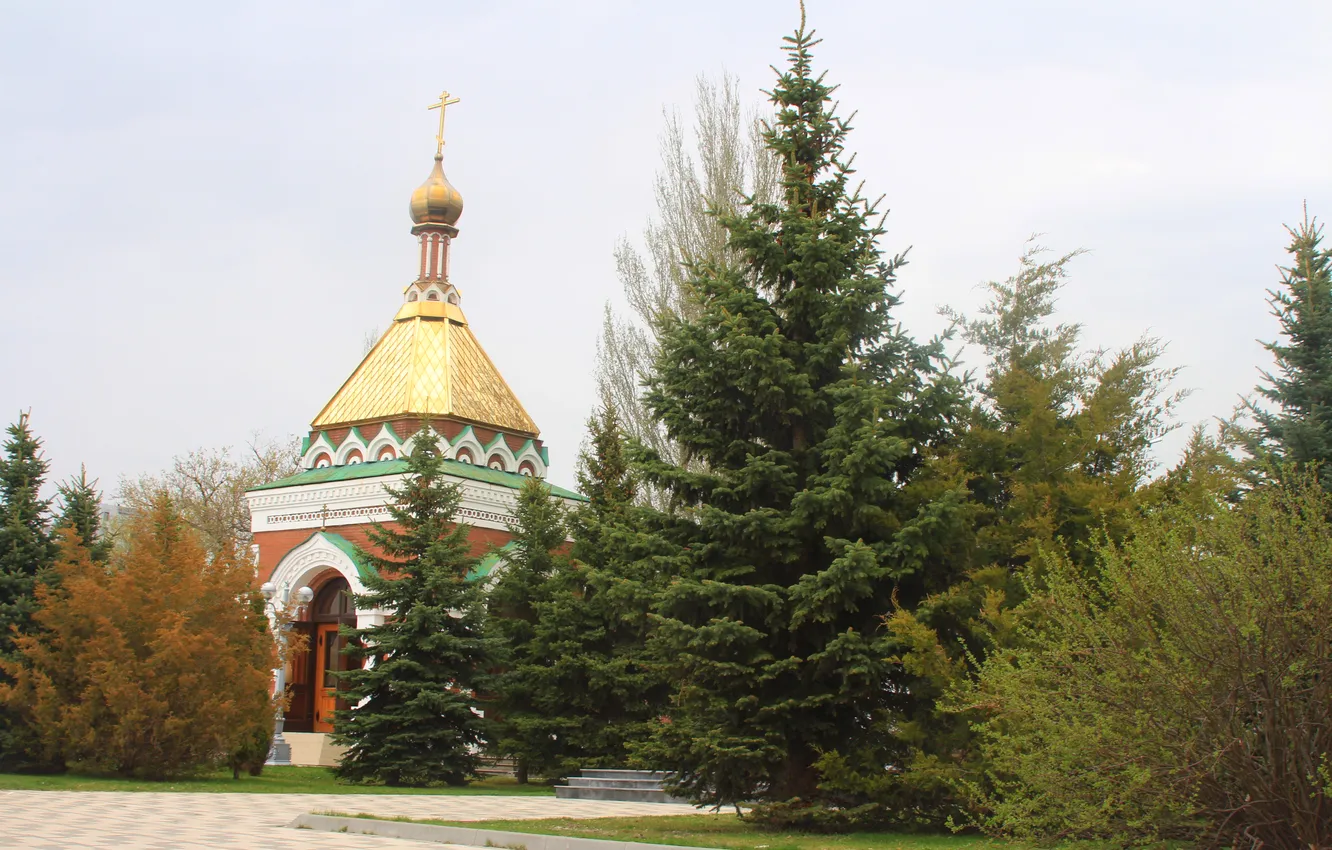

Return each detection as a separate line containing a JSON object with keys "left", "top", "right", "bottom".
{"left": 3, "top": 0, "right": 1332, "bottom": 496}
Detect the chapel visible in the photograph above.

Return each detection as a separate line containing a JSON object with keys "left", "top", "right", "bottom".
{"left": 243, "top": 94, "right": 582, "bottom": 765}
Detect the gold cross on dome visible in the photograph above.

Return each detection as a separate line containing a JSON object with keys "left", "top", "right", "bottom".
{"left": 428, "top": 90, "right": 461, "bottom": 156}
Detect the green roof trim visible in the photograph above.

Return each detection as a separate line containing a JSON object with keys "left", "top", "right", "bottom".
{"left": 471, "top": 541, "right": 516, "bottom": 582}
{"left": 246, "top": 457, "right": 586, "bottom": 501}
{"left": 307, "top": 531, "right": 375, "bottom": 582}
{"left": 540, "top": 445, "right": 549, "bottom": 465}
{"left": 299, "top": 435, "right": 311, "bottom": 455}
{"left": 482, "top": 431, "right": 506, "bottom": 453}
{"left": 375, "top": 423, "right": 403, "bottom": 446}
{"left": 344, "top": 425, "right": 367, "bottom": 448}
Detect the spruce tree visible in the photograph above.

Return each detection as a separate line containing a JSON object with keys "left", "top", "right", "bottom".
{"left": 55, "top": 466, "right": 111, "bottom": 563}
{"left": 0, "top": 412, "right": 58, "bottom": 770}
{"left": 1250, "top": 209, "right": 1332, "bottom": 489}
{"left": 563, "top": 401, "right": 668, "bottom": 768}
{"left": 485, "top": 478, "right": 582, "bottom": 780}
{"left": 486, "top": 403, "right": 667, "bottom": 781}
{"left": 0, "top": 412, "right": 56, "bottom": 662}
{"left": 333, "top": 424, "right": 492, "bottom": 786}
{"left": 633, "top": 20, "right": 964, "bottom": 810}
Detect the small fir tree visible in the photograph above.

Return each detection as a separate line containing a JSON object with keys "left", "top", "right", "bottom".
{"left": 486, "top": 403, "right": 667, "bottom": 781}
{"left": 0, "top": 412, "right": 56, "bottom": 662}
{"left": 0, "top": 412, "right": 58, "bottom": 770}
{"left": 55, "top": 466, "right": 111, "bottom": 563}
{"left": 631, "top": 18, "right": 965, "bottom": 813}
{"left": 333, "top": 424, "right": 492, "bottom": 786}
{"left": 567, "top": 399, "right": 670, "bottom": 764}
{"left": 485, "top": 478, "right": 581, "bottom": 780}
{"left": 0, "top": 495, "right": 274, "bottom": 778}
{"left": 1249, "top": 209, "right": 1332, "bottom": 489}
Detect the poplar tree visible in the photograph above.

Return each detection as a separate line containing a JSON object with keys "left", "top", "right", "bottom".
{"left": 1250, "top": 210, "right": 1332, "bottom": 489}
{"left": 333, "top": 425, "right": 492, "bottom": 786}
{"left": 56, "top": 466, "right": 110, "bottom": 563}
{"left": 635, "top": 19, "right": 964, "bottom": 810}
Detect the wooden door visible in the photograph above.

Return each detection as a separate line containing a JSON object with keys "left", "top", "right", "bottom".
{"left": 313, "top": 623, "right": 344, "bottom": 733}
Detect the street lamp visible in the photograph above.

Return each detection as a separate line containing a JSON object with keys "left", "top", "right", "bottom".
{"left": 260, "top": 581, "right": 314, "bottom": 766}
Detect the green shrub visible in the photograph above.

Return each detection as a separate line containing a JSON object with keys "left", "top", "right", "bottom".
{"left": 957, "top": 476, "right": 1332, "bottom": 847}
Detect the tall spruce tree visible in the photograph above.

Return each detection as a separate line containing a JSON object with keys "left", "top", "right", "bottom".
{"left": 333, "top": 425, "right": 492, "bottom": 786}
{"left": 0, "top": 413, "right": 56, "bottom": 662}
{"left": 1250, "top": 209, "right": 1332, "bottom": 489}
{"left": 55, "top": 466, "right": 110, "bottom": 563}
{"left": 633, "top": 19, "right": 965, "bottom": 810}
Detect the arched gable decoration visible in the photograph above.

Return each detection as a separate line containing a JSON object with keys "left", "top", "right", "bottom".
{"left": 268, "top": 531, "right": 374, "bottom": 606}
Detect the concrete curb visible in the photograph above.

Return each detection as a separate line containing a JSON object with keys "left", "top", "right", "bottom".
{"left": 287, "top": 813, "right": 724, "bottom": 850}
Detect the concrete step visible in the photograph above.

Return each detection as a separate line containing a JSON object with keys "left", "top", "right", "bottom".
{"left": 577, "top": 768, "right": 670, "bottom": 781}
{"left": 554, "top": 785, "right": 686, "bottom": 804}
{"left": 564, "top": 777, "right": 666, "bottom": 789}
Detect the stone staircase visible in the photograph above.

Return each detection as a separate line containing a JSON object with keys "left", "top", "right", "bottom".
{"left": 554, "top": 768, "right": 685, "bottom": 803}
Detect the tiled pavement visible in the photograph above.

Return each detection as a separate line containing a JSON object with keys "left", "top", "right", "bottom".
{"left": 0, "top": 791, "right": 705, "bottom": 849}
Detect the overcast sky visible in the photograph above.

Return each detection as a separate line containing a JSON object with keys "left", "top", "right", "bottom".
{"left": 4, "top": 1, "right": 1332, "bottom": 497}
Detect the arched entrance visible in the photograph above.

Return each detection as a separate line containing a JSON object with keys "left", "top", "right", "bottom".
{"left": 310, "top": 576, "right": 356, "bottom": 732}
{"left": 284, "top": 571, "right": 358, "bottom": 733}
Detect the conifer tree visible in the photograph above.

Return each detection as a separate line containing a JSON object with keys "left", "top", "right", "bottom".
{"left": 486, "top": 404, "right": 667, "bottom": 781}
{"left": 485, "top": 478, "right": 582, "bottom": 780}
{"left": 1, "top": 495, "right": 274, "bottom": 779}
{"left": 0, "top": 412, "right": 56, "bottom": 662}
{"left": 563, "top": 401, "right": 668, "bottom": 766}
{"left": 55, "top": 466, "right": 110, "bottom": 563}
{"left": 1249, "top": 209, "right": 1332, "bottom": 489}
{"left": 333, "top": 425, "right": 492, "bottom": 786}
{"left": 875, "top": 246, "right": 1184, "bottom": 825}
{"left": 633, "top": 18, "right": 965, "bottom": 810}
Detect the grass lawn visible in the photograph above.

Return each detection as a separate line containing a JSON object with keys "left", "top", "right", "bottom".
{"left": 0, "top": 766, "right": 554, "bottom": 795}
{"left": 340, "top": 813, "right": 1063, "bottom": 850}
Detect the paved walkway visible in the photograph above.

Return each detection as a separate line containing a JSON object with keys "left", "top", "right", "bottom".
{"left": 0, "top": 791, "right": 704, "bottom": 849}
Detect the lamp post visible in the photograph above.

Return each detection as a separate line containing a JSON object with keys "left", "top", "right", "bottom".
{"left": 260, "top": 581, "right": 314, "bottom": 766}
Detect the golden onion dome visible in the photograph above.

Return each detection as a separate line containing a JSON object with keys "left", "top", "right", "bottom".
{"left": 409, "top": 154, "right": 464, "bottom": 226}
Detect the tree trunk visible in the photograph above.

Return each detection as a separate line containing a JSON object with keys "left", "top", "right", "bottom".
{"left": 772, "top": 743, "right": 818, "bottom": 800}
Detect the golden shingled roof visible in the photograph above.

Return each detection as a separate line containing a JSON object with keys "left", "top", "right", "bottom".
{"left": 311, "top": 300, "right": 539, "bottom": 437}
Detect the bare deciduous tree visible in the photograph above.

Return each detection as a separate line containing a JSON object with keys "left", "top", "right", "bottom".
{"left": 118, "top": 435, "right": 301, "bottom": 557}
{"left": 595, "top": 74, "right": 778, "bottom": 502}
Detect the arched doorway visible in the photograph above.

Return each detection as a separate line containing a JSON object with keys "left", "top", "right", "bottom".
{"left": 310, "top": 576, "right": 356, "bottom": 732}
{"left": 284, "top": 572, "right": 357, "bottom": 733}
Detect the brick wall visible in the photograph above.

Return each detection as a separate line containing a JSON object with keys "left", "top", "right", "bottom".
{"left": 254, "top": 521, "right": 514, "bottom": 583}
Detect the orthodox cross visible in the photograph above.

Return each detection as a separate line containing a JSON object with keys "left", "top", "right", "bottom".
{"left": 428, "top": 90, "right": 461, "bottom": 156}
{"left": 319, "top": 504, "right": 330, "bottom": 531}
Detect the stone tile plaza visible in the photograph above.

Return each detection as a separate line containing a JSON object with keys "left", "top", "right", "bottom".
{"left": 2, "top": 791, "right": 701, "bottom": 849}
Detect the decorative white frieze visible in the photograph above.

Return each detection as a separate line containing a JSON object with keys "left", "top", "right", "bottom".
{"left": 246, "top": 470, "right": 525, "bottom": 534}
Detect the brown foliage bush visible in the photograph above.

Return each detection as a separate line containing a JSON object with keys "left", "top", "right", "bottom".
{"left": 0, "top": 495, "right": 275, "bottom": 779}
